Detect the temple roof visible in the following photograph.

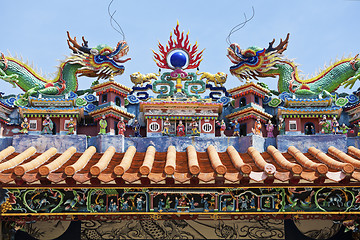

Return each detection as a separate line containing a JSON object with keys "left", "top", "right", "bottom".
{"left": 278, "top": 106, "right": 342, "bottom": 117}
{"left": 226, "top": 104, "right": 272, "bottom": 121}
{"left": 89, "top": 102, "right": 135, "bottom": 121}
{"left": 91, "top": 80, "right": 132, "bottom": 96}
{"left": 227, "top": 81, "right": 270, "bottom": 97}
{"left": 1, "top": 144, "right": 360, "bottom": 187}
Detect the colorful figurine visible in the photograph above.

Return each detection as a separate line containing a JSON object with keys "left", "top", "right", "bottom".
{"left": 278, "top": 117, "right": 285, "bottom": 135}
{"left": 358, "top": 122, "right": 360, "bottom": 137}
{"left": 66, "top": 117, "right": 76, "bottom": 135}
{"left": 98, "top": 115, "right": 107, "bottom": 135}
{"left": 41, "top": 115, "right": 53, "bottom": 135}
{"left": 332, "top": 117, "right": 339, "bottom": 134}
{"left": 165, "top": 196, "right": 172, "bottom": 211}
{"left": 132, "top": 119, "right": 141, "bottom": 137}
{"left": 265, "top": 120, "right": 274, "bottom": 137}
{"left": 216, "top": 120, "right": 226, "bottom": 137}
{"left": 252, "top": 117, "right": 262, "bottom": 137}
{"left": 340, "top": 123, "right": 350, "bottom": 135}
{"left": 319, "top": 115, "right": 331, "bottom": 134}
{"left": 117, "top": 117, "right": 126, "bottom": 136}
{"left": 19, "top": 118, "right": 30, "bottom": 134}
{"left": 201, "top": 197, "right": 209, "bottom": 212}
{"left": 190, "top": 118, "right": 200, "bottom": 136}
{"left": 176, "top": 120, "right": 186, "bottom": 137}
{"left": 310, "top": 125, "right": 315, "bottom": 135}
{"left": 232, "top": 120, "right": 240, "bottom": 136}
{"left": 136, "top": 196, "right": 144, "bottom": 211}
{"left": 162, "top": 117, "right": 171, "bottom": 136}
{"left": 158, "top": 198, "right": 165, "bottom": 212}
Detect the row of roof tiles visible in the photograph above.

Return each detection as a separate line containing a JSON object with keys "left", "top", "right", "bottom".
{"left": 1, "top": 144, "right": 360, "bottom": 186}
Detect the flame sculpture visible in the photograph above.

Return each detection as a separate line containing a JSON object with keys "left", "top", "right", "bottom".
{"left": 153, "top": 22, "right": 204, "bottom": 70}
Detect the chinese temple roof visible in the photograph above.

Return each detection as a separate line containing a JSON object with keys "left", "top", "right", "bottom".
{"left": 19, "top": 106, "right": 84, "bottom": 118}
{"left": 91, "top": 80, "right": 132, "bottom": 96}
{"left": 278, "top": 106, "right": 342, "bottom": 118}
{"left": 227, "top": 81, "right": 270, "bottom": 97}
{"left": 1, "top": 144, "right": 360, "bottom": 187}
{"left": 284, "top": 97, "right": 332, "bottom": 107}
{"left": 140, "top": 100, "right": 223, "bottom": 112}
{"left": 226, "top": 104, "right": 272, "bottom": 121}
{"left": 89, "top": 102, "right": 135, "bottom": 121}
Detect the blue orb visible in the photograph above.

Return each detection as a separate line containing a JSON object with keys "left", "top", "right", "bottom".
{"left": 170, "top": 51, "right": 187, "bottom": 68}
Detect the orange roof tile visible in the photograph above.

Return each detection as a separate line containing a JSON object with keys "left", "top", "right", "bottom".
{"left": 2, "top": 145, "right": 360, "bottom": 186}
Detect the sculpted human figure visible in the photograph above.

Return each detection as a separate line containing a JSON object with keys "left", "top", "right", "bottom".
{"left": 252, "top": 117, "right": 262, "bottom": 137}
{"left": 266, "top": 120, "right": 274, "bottom": 138}
{"left": 319, "top": 115, "right": 330, "bottom": 134}
{"left": 41, "top": 115, "right": 53, "bottom": 135}
{"left": 278, "top": 117, "right": 285, "bottom": 135}
{"left": 132, "top": 119, "right": 141, "bottom": 137}
{"left": 190, "top": 118, "right": 200, "bottom": 136}
{"left": 176, "top": 120, "right": 186, "bottom": 137}
{"left": 117, "top": 117, "right": 126, "bottom": 136}
{"left": 98, "top": 115, "right": 107, "bottom": 135}
{"left": 66, "top": 117, "right": 76, "bottom": 135}
{"left": 232, "top": 120, "right": 240, "bottom": 136}
{"left": 162, "top": 117, "right": 171, "bottom": 136}
{"left": 332, "top": 117, "right": 339, "bottom": 134}
{"left": 217, "top": 120, "right": 226, "bottom": 137}
{"left": 20, "top": 117, "right": 30, "bottom": 134}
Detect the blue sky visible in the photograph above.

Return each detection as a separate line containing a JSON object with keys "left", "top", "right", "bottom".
{"left": 1, "top": 0, "right": 360, "bottom": 95}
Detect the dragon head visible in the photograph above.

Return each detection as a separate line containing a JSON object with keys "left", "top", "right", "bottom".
{"left": 227, "top": 33, "right": 289, "bottom": 81}
{"left": 66, "top": 31, "right": 131, "bottom": 80}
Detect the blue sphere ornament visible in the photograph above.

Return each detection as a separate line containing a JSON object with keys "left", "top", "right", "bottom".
{"left": 167, "top": 49, "right": 189, "bottom": 69}
{"left": 170, "top": 51, "right": 187, "bottom": 68}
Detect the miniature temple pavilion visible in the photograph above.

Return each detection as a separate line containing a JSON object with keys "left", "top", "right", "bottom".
{"left": 2, "top": 23, "right": 360, "bottom": 239}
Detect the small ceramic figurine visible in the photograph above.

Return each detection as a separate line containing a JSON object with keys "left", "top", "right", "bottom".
{"left": 265, "top": 120, "right": 274, "bottom": 138}
{"left": 319, "top": 115, "right": 330, "bottom": 134}
{"left": 176, "top": 120, "right": 186, "bottom": 137}
{"left": 252, "top": 117, "right": 262, "bottom": 137}
{"left": 340, "top": 123, "right": 350, "bottom": 135}
{"left": 217, "top": 120, "right": 226, "bottom": 137}
{"left": 20, "top": 117, "right": 30, "bottom": 134}
{"left": 310, "top": 125, "right": 315, "bottom": 135}
{"left": 232, "top": 120, "right": 240, "bottom": 136}
{"left": 278, "top": 117, "right": 285, "bottom": 135}
{"left": 41, "top": 115, "right": 53, "bottom": 135}
{"left": 162, "top": 117, "right": 171, "bottom": 136}
{"left": 132, "top": 119, "right": 141, "bottom": 137}
{"left": 332, "top": 117, "right": 339, "bottom": 134}
{"left": 190, "top": 118, "right": 200, "bottom": 136}
{"left": 117, "top": 117, "right": 126, "bottom": 136}
{"left": 66, "top": 117, "right": 76, "bottom": 135}
{"left": 98, "top": 115, "right": 107, "bottom": 135}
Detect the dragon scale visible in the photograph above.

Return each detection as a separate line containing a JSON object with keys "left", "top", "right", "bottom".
{"left": 267, "top": 59, "right": 360, "bottom": 95}
{"left": 0, "top": 57, "right": 81, "bottom": 95}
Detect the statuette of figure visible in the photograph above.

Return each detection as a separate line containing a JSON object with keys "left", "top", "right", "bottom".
{"left": 41, "top": 115, "right": 53, "bottom": 135}
{"left": 66, "top": 117, "right": 76, "bottom": 135}
{"left": 98, "top": 115, "right": 107, "bottom": 135}
{"left": 117, "top": 117, "right": 126, "bottom": 136}
{"left": 265, "top": 120, "right": 274, "bottom": 138}
{"left": 20, "top": 118, "right": 30, "bottom": 134}
{"left": 176, "top": 120, "right": 186, "bottom": 137}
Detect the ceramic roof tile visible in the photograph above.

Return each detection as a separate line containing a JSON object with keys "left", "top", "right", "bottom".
{"left": 2, "top": 145, "right": 360, "bottom": 186}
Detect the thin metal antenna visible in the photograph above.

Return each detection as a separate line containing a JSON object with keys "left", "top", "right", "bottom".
{"left": 226, "top": 6, "right": 255, "bottom": 45}
{"left": 108, "top": 0, "right": 126, "bottom": 41}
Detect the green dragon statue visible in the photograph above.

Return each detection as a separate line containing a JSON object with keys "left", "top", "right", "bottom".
{"left": 0, "top": 31, "right": 130, "bottom": 99}
{"left": 227, "top": 33, "right": 360, "bottom": 96}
